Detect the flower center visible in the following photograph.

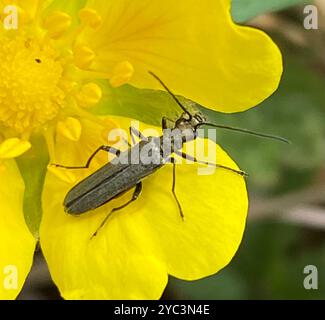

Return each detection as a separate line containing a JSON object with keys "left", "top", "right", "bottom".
{"left": 0, "top": 36, "right": 65, "bottom": 134}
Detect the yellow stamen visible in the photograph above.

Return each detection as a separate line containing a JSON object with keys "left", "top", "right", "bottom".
{"left": 59, "top": 80, "right": 78, "bottom": 94}
{"left": 43, "top": 11, "right": 72, "bottom": 39}
{"left": 79, "top": 8, "right": 102, "bottom": 29}
{"left": 57, "top": 117, "right": 82, "bottom": 142}
{"left": 0, "top": 138, "right": 31, "bottom": 159}
{"left": 76, "top": 83, "right": 102, "bottom": 108}
{"left": 110, "top": 61, "right": 134, "bottom": 88}
{"left": 74, "top": 45, "right": 96, "bottom": 70}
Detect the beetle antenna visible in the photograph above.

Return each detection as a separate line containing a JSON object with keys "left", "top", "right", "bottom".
{"left": 149, "top": 71, "right": 192, "bottom": 119}
{"left": 197, "top": 123, "right": 291, "bottom": 144}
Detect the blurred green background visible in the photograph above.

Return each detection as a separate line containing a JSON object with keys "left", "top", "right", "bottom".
{"left": 19, "top": 0, "right": 325, "bottom": 300}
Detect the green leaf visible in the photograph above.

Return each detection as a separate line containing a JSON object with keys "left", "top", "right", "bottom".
{"left": 16, "top": 135, "right": 49, "bottom": 239}
{"left": 91, "top": 80, "right": 189, "bottom": 126}
{"left": 232, "top": 0, "right": 307, "bottom": 23}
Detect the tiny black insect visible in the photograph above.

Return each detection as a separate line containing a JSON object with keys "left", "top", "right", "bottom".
{"left": 53, "top": 72, "right": 289, "bottom": 238}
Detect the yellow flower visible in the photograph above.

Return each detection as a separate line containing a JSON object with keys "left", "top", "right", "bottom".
{"left": 0, "top": 0, "right": 282, "bottom": 299}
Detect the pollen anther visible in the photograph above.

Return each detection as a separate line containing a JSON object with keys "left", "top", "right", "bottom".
{"left": 57, "top": 117, "right": 82, "bottom": 142}
{"left": 79, "top": 8, "right": 102, "bottom": 29}
{"left": 110, "top": 61, "right": 134, "bottom": 88}
{"left": 74, "top": 45, "right": 96, "bottom": 70}
{"left": 76, "top": 83, "right": 102, "bottom": 108}
{"left": 43, "top": 11, "right": 72, "bottom": 39}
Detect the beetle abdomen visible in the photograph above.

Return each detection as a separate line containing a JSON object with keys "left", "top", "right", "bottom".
{"left": 64, "top": 139, "right": 164, "bottom": 215}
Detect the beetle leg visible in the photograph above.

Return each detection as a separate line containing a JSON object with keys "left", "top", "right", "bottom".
{"left": 52, "top": 145, "right": 121, "bottom": 170}
{"left": 130, "top": 126, "right": 148, "bottom": 145}
{"left": 169, "top": 157, "right": 185, "bottom": 221}
{"left": 121, "top": 137, "right": 131, "bottom": 147}
{"left": 162, "top": 116, "right": 175, "bottom": 130}
{"left": 174, "top": 151, "right": 248, "bottom": 177}
{"left": 91, "top": 182, "right": 143, "bottom": 239}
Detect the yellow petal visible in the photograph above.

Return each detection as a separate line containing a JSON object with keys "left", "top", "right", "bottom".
{"left": 41, "top": 116, "right": 247, "bottom": 299}
{"left": 0, "top": 160, "right": 36, "bottom": 300}
{"left": 78, "top": 0, "right": 282, "bottom": 112}
{"left": 147, "top": 139, "right": 248, "bottom": 280}
{"left": 0, "top": 138, "right": 31, "bottom": 159}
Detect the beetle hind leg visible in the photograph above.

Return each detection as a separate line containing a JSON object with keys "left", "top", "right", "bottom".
{"left": 91, "top": 182, "right": 143, "bottom": 239}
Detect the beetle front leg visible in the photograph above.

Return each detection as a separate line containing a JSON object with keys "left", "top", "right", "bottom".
{"left": 174, "top": 151, "right": 248, "bottom": 177}
{"left": 130, "top": 126, "right": 148, "bottom": 145}
{"left": 51, "top": 145, "right": 121, "bottom": 170}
